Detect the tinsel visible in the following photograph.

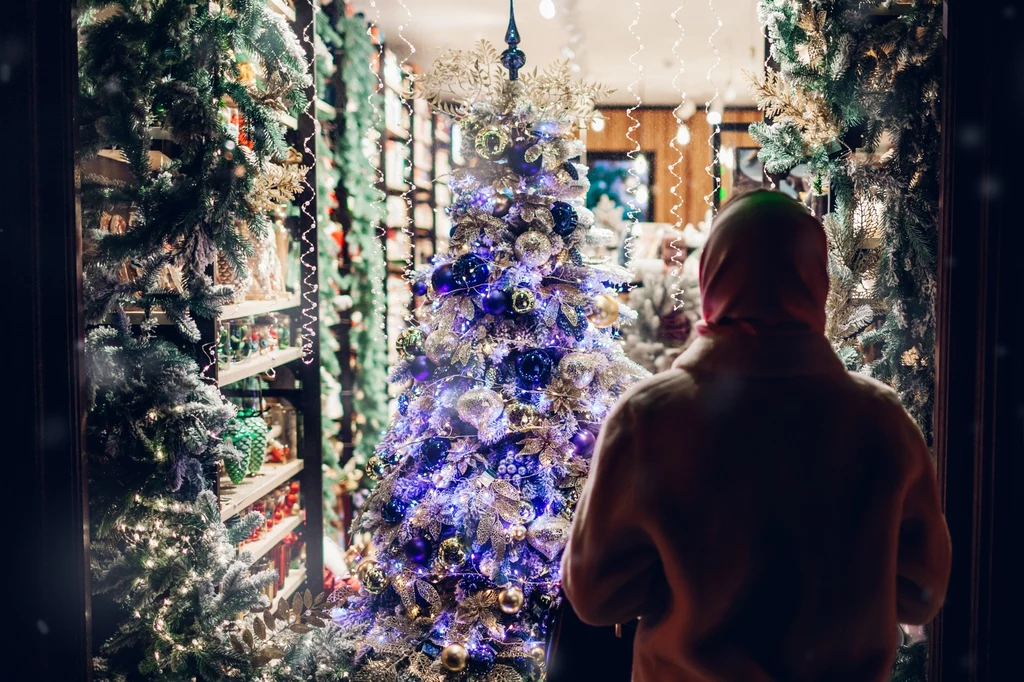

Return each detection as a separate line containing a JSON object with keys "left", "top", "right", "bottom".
{"left": 331, "top": 43, "right": 649, "bottom": 682}
{"left": 751, "top": 0, "right": 941, "bottom": 442}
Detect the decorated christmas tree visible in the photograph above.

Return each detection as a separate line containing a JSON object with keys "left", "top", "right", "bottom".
{"left": 329, "top": 10, "right": 647, "bottom": 681}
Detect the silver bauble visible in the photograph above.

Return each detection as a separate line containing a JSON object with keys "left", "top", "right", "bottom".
{"left": 514, "top": 231, "right": 553, "bottom": 268}
{"left": 526, "top": 515, "right": 571, "bottom": 560}
{"left": 559, "top": 353, "right": 596, "bottom": 388}
{"left": 424, "top": 330, "right": 459, "bottom": 365}
{"left": 455, "top": 388, "right": 505, "bottom": 428}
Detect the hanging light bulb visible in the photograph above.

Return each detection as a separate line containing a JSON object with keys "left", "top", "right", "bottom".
{"left": 591, "top": 111, "right": 606, "bottom": 132}
{"left": 676, "top": 122, "right": 691, "bottom": 146}
{"left": 706, "top": 100, "right": 725, "bottom": 126}
{"left": 539, "top": 0, "right": 556, "bottom": 20}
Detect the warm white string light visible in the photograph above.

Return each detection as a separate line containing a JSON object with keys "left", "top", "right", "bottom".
{"left": 668, "top": 1, "right": 689, "bottom": 312}
{"left": 702, "top": 0, "right": 723, "bottom": 213}
{"left": 367, "top": 1, "right": 390, "bottom": 344}
{"left": 623, "top": 0, "right": 644, "bottom": 270}
{"left": 757, "top": 2, "right": 777, "bottom": 189}
{"left": 299, "top": 2, "right": 320, "bottom": 365}
{"left": 395, "top": 0, "right": 417, "bottom": 284}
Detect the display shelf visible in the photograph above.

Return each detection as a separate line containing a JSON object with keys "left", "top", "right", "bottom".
{"left": 272, "top": 566, "right": 307, "bottom": 609}
{"left": 220, "top": 293, "right": 302, "bottom": 322}
{"left": 267, "top": 0, "right": 297, "bottom": 23}
{"left": 315, "top": 99, "right": 338, "bottom": 119}
{"left": 220, "top": 459, "right": 305, "bottom": 521}
{"left": 386, "top": 123, "right": 410, "bottom": 140}
{"left": 240, "top": 514, "right": 303, "bottom": 565}
{"left": 276, "top": 111, "right": 299, "bottom": 131}
{"left": 218, "top": 346, "right": 303, "bottom": 387}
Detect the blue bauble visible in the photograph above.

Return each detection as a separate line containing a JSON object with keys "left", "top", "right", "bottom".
{"left": 570, "top": 429, "right": 596, "bottom": 456}
{"left": 409, "top": 356, "right": 431, "bottom": 381}
{"left": 482, "top": 289, "right": 509, "bottom": 315}
{"left": 382, "top": 498, "right": 408, "bottom": 524}
{"left": 431, "top": 263, "right": 457, "bottom": 294}
{"left": 516, "top": 349, "right": 553, "bottom": 387}
{"left": 412, "top": 280, "right": 428, "bottom": 297}
{"left": 452, "top": 254, "right": 490, "bottom": 289}
{"left": 403, "top": 536, "right": 431, "bottom": 564}
{"left": 421, "top": 437, "right": 450, "bottom": 467}
{"left": 550, "top": 201, "right": 579, "bottom": 237}
{"left": 507, "top": 140, "right": 543, "bottom": 176}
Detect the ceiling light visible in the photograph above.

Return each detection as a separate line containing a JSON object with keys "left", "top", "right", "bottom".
{"left": 676, "top": 122, "right": 691, "bottom": 146}
{"left": 591, "top": 112, "right": 606, "bottom": 132}
{"left": 707, "top": 111, "right": 722, "bottom": 126}
{"left": 539, "top": 0, "right": 556, "bottom": 20}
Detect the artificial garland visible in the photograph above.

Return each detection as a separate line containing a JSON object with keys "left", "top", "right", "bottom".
{"left": 77, "top": 1, "right": 330, "bottom": 679}
{"left": 751, "top": 0, "right": 941, "bottom": 441}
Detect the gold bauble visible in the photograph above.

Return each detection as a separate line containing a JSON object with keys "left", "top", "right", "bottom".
{"left": 440, "top": 643, "right": 469, "bottom": 672}
{"left": 511, "top": 289, "right": 536, "bottom": 314}
{"left": 498, "top": 585, "right": 525, "bottom": 614}
{"left": 505, "top": 401, "right": 538, "bottom": 430}
{"left": 357, "top": 561, "right": 389, "bottom": 595}
{"left": 365, "top": 456, "right": 387, "bottom": 481}
{"left": 492, "top": 193, "right": 513, "bottom": 217}
{"left": 529, "top": 646, "right": 547, "bottom": 664}
{"left": 396, "top": 328, "right": 426, "bottom": 359}
{"left": 424, "top": 330, "right": 459, "bottom": 365}
{"left": 437, "top": 537, "right": 467, "bottom": 568}
{"left": 515, "top": 231, "right": 553, "bottom": 268}
{"left": 558, "top": 352, "right": 596, "bottom": 388}
{"left": 474, "top": 125, "right": 510, "bottom": 161}
{"left": 456, "top": 388, "right": 505, "bottom": 428}
{"left": 587, "top": 294, "right": 620, "bottom": 328}
{"left": 510, "top": 524, "right": 528, "bottom": 542}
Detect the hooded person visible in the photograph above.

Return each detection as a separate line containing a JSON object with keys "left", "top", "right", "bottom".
{"left": 561, "top": 190, "right": 951, "bottom": 682}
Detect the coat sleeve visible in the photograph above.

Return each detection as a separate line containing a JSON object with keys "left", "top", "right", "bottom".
{"left": 561, "top": 394, "right": 662, "bottom": 627}
{"left": 894, "top": 411, "right": 952, "bottom": 625}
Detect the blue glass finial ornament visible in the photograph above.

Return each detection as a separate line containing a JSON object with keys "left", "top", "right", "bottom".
{"left": 501, "top": 0, "right": 526, "bottom": 81}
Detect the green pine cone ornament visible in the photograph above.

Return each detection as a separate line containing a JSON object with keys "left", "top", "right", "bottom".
{"left": 224, "top": 453, "right": 247, "bottom": 485}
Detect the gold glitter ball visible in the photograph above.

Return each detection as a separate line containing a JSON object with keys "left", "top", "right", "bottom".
{"left": 514, "top": 231, "right": 553, "bottom": 267}
{"left": 396, "top": 328, "right": 426, "bottom": 359}
{"left": 587, "top": 293, "right": 620, "bottom": 328}
{"left": 357, "top": 561, "right": 389, "bottom": 595}
{"left": 365, "top": 456, "right": 387, "bottom": 481}
{"left": 559, "top": 352, "right": 596, "bottom": 388}
{"left": 437, "top": 537, "right": 467, "bottom": 568}
{"left": 456, "top": 388, "right": 505, "bottom": 428}
{"left": 506, "top": 401, "right": 538, "bottom": 430}
{"left": 498, "top": 585, "right": 525, "bottom": 614}
{"left": 424, "top": 330, "right": 459, "bottom": 365}
{"left": 440, "top": 643, "right": 469, "bottom": 672}
{"left": 510, "top": 524, "right": 528, "bottom": 542}
{"left": 530, "top": 646, "right": 547, "bottom": 664}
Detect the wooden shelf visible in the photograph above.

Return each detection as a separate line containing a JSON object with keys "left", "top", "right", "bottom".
{"left": 220, "top": 459, "right": 305, "bottom": 521}
{"left": 315, "top": 99, "right": 338, "bottom": 119}
{"left": 267, "top": 0, "right": 296, "bottom": 22}
{"left": 273, "top": 566, "right": 306, "bottom": 609}
{"left": 219, "top": 293, "right": 302, "bottom": 322}
{"left": 240, "top": 514, "right": 303, "bottom": 565}
{"left": 218, "top": 346, "right": 303, "bottom": 387}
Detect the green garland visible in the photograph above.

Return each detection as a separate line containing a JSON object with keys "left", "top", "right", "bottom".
{"left": 751, "top": 0, "right": 941, "bottom": 442}
{"left": 335, "top": 11, "right": 389, "bottom": 504}
{"left": 77, "top": 2, "right": 334, "bottom": 679}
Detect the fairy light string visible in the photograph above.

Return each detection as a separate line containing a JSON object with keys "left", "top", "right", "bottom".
{"left": 299, "top": 1, "right": 320, "bottom": 364}
{"left": 367, "top": 1, "right": 391, "bottom": 345}
{"left": 702, "top": 0, "right": 723, "bottom": 212}
{"left": 623, "top": 0, "right": 644, "bottom": 270}
{"left": 395, "top": 0, "right": 417, "bottom": 283}
{"left": 668, "top": 1, "right": 689, "bottom": 311}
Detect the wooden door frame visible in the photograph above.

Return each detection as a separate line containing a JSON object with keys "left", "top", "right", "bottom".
{"left": 930, "top": 2, "right": 1024, "bottom": 680}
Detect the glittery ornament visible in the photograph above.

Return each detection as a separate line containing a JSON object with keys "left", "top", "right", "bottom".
{"left": 382, "top": 498, "right": 408, "bottom": 524}
{"left": 510, "top": 524, "right": 528, "bottom": 542}
{"left": 404, "top": 537, "right": 431, "bottom": 564}
{"left": 507, "top": 140, "right": 543, "bottom": 176}
{"left": 409, "top": 356, "right": 431, "bottom": 381}
{"left": 431, "top": 263, "right": 457, "bottom": 294}
{"left": 438, "top": 538, "right": 467, "bottom": 568}
{"left": 497, "top": 448, "right": 537, "bottom": 483}
{"left": 527, "top": 515, "right": 571, "bottom": 560}
{"left": 357, "top": 561, "right": 389, "bottom": 594}
{"left": 530, "top": 646, "right": 547, "bottom": 664}
{"left": 452, "top": 254, "right": 490, "bottom": 289}
{"left": 516, "top": 349, "right": 553, "bottom": 388}
{"left": 505, "top": 401, "right": 538, "bottom": 430}
{"left": 492, "top": 194, "right": 513, "bottom": 218}
{"left": 396, "top": 328, "right": 426, "bottom": 359}
{"left": 440, "top": 643, "right": 469, "bottom": 672}
{"left": 456, "top": 388, "right": 505, "bottom": 428}
{"left": 365, "top": 456, "right": 387, "bottom": 481}
{"left": 518, "top": 500, "right": 537, "bottom": 524}
{"left": 421, "top": 437, "right": 450, "bottom": 467}
{"left": 587, "top": 293, "right": 620, "bottom": 328}
{"left": 397, "top": 393, "right": 410, "bottom": 415}
{"left": 570, "top": 430, "right": 596, "bottom": 456}
{"left": 498, "top": 586, "right": 525, "bottom": 614}
{"left": 511, "top": 289, "right": 536, "bottom": 314}
{"left": 475, "top": 125, "right": 510, "bottom": 161}
{"left": 412, "top": 280, "right": 428, "bottom": 297}
{"left": 561, "top": 161, "right": 579, "bottom": 180}
{"left": 424, "top": 330, "right": 459, "bottom": 365}
{"left": 550, "top": 201, "right": 579, "bottom": 237}
{"left": 482, "top": 289, "right": 509, "bottom": 315}
{"left": 514, "top": 231, "right": 553, "bottom": 267}
{"left": 559, "top": 353, "right": 596, "bottom": 388}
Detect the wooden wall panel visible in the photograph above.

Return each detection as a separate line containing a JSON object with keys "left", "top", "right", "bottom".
{"left": 583, "top": 108, "right": 761, "bottom": 229}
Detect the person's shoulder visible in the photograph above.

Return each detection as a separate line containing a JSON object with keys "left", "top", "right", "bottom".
{"left": 616, "top": 367, "right": 699, "bottom": 414}
{"left": 844, "top": 371, "right": 926, "bottom": 444}
{"left": 844, "top": 371, "right": 906, "bottom": 410}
